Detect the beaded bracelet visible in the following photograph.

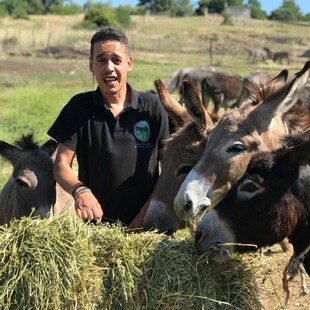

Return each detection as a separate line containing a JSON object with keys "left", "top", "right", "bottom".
{"left": 71, "top": 182, "right": 85, "bottom": 197}
{"left": 73, "top": 188, "right": 92, "bottom": 200}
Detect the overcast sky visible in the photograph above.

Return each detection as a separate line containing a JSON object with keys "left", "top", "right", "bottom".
{"left": 74, "top": 0, "right": 309, "bottom": 14}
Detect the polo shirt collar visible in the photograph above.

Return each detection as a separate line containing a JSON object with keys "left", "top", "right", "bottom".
{"left": 93, "top": 84, "right": 143, "bottom": 110}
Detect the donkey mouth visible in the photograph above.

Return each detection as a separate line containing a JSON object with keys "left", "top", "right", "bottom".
{"left": 207, "top": 242, "right": 231, "bottom": 263}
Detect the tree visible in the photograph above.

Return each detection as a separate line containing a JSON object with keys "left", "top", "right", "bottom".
{"left": 196, "top": 0, "right": 243, "bottom": 15}
{"left": 84, "top": 3, "right": 118, "bottom": 28}
{"left": 137, "top": 0, "right": 173, "bottom": 14}
{"left": 270, "top": 0, "right": 302, "bottom": 21}
{"left": 0, "top": 0, "right": 74, "bottom": 17}
{"left": 172, "top": 0, "right": 193, "bottom": 17}
{"left": 247, "top": 0, "right": 266, "bottom": 19}
{"left": 82, "top": 3, "right": 131, "bottom": 28}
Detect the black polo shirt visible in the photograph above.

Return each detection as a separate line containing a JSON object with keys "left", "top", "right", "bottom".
{"left": 48, "top": 85, "right": 169, "bottom": 225}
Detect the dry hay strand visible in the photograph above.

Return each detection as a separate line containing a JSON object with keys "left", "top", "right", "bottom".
{"left": 0, "top": 214, "right": 262, "bottom": 310}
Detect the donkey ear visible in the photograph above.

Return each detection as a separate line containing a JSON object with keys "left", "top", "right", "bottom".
{"left": 154, "top": 79, "right": 189, "bottom": 128}
{"left": 251, "top": 61, "right": 310, "bottom": 131}
{"left": 41, "top": 139, "right": 58, "bottom": 157}
{"left": 182, "top": 78, "right": 214, "bottom": 134}
{"left": 0, "top": 141, "right": 20, "bottom": 164}
{"left": 283, "top": 140, "right": 310, "bottom": 167}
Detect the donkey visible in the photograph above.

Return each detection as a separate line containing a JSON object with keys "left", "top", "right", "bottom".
{"left": 246, "top": 47, "right": 273, "bottom": 64}
{"left": 165, "top": 66, "right": 215, "bottom": 95}
{"left": 174, "top": 61, "right": 310, "bottom": 222}
{"left": 144, "top": 79, "right": 217, "bottom": 234}
{"left": 200, "top": 71, "right": 243, "bottom": 114}
{"left": 0, "top": 134, "right": 57, "bottom": 225}
{"left": 273, "top": 51, "right": 291, "bottom": 65}
{"left": 194, "top": 135, "right": 310, "bottom": 277}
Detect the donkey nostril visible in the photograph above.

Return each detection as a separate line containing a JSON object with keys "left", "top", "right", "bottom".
{"left": 184, "top": 200, "right": 193, "bottom": 212}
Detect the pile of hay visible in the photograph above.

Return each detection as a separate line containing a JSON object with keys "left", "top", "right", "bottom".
{"left": 0, "top": 214, "right": 262, "bottom": 309}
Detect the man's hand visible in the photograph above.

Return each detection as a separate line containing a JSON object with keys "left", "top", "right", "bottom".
{"left": 75, "top": 191, "right": 103, "bottom": 221}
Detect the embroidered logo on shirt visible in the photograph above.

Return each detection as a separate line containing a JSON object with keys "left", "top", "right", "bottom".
{"left": 134, "top": 120, "right": 150, "bottom": 142}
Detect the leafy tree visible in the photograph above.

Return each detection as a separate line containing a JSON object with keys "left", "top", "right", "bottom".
{"left": 195, "top": 0, "right": 209, "bottom": 15}
{"left": 270, "top": 0, "right": 302, "bottom": 21}
{"left": 115, "top": 5, "right": 131, "bottom": 27}
{"left": 0, "top": 0, "right": 82, "bottom": 17}
{"left": 247, "top": 0, "right": 266, "bottom": 19}
{"left": 169, "top": 0, "right": 193, "bottom": 16}
{"left": 84, "top": 3, "right": 118, "bottom": 28}
{"left": 196, "top": 0, "right": 243, "bottom": 15}
{"left": 82, "top": 3, "right": 131, "bottom": 28}
{"left": 138, "top": 0, "right": 172, "bottom": 13}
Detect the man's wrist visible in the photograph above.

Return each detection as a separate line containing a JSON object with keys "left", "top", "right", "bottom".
{"left": 73, "top": 187, "right": 92, "bottom": 200}
{"left": 71, "top": 182, "right": 85, "bottom": 197}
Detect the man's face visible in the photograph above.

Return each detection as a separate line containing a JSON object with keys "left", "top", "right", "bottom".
{"left": 89, "top": 40, "right": 133, "bottom": 96}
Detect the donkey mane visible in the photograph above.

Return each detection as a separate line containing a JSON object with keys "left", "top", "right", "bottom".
{"left": 15, "top": 134, "right": 39, "bottom": 150}
{"left": 12, "top": 134, "right": 53, "bottom": 173}
{"left": 283, "top": 103, "right": 310, "bottom": 134}
{"left": 245, "top": 80, "right": 310, "bottom": 134}
{"left": 246, "top": 78, "right": 283, "bottom": 106}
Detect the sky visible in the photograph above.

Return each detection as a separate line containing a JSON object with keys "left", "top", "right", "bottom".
{"left": 74, "top": 0, "right": 309, "bottom": 15}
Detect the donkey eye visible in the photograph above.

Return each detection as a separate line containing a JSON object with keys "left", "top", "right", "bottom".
{"left": 239, "top": 181, "right": 258, "bottom": 193}
{"left": 237, "top": 176, "right": 265, "bottom": 201}
{"left": 176, "top": 165, "right": 193, "bottom": 177}
{"left": 228, "top": 142, "right": 245, "bottom": 153}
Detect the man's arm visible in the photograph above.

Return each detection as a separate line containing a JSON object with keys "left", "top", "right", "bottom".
{"left": 53, "top": 143, "right": 103, "bottom": 221}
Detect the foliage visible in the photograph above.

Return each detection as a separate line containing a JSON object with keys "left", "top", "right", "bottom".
{"left": 49, "top": 1, "right": 82, "bottom": 15}
{"left": 221, "top": 12, "right": 234, "bottom": 25}
{"left": 138, "top": 0, "right": 173, "bottom": 14}
{"left": 172, "top": 0, "right": 193, "bottom": 17}
{"left": 196, "top": 0, "right": 243, "bottom": 15}
{"left": 82, "top": 3, "right": 131, "bottom": 28}
{"left": 269, "top": 0, "right": 302, "bottom": 21}
{"left": 115, "top": 5, "right": 132, "bottom": 27}
{"left": 248, "top": 0, "right": 266, "bottom": 19}
{"left": 0, "top": 0, "right": 82, "bottom": 18}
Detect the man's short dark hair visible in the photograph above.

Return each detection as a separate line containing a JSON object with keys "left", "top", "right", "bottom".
{"left": 90, "top": 27, "right": 129, "bottom": 58}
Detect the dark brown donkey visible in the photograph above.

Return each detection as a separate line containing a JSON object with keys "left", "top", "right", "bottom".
{"left": 200, "top": 71, "right": 243, "bottom": 114}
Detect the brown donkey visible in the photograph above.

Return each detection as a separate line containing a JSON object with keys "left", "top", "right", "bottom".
{"left": 144, "top": 79, "right": 217, "bottom": 234}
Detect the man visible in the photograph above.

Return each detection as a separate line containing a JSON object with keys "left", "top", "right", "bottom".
{"left": 48, "top": 27, "right": 169, "bottom": 229}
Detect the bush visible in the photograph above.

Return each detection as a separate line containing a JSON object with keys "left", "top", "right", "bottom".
{"left": 84, "top": 3, "right": 118, "bottom": 28}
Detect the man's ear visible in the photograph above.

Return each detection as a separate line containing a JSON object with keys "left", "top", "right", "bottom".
{"left": 127, "top": 56, "right": 133, "bottom": 72}
{"left": 89, "top": 57, "right": 93, "bottom": 73}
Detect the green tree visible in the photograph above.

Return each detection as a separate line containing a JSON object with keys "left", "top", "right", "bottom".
{"left": 0, "top": 0, "right": 80, "bottom": 17}
{"left": 248, "top": 0, "right": 266, "bottom": 19}
{"left": 82, "top": 3, "right": 132, "bottom": 28}
{"left": 172, "top": 0, "right": 193, "bottom": 16}
{"left": 84, "top": 3, "right": 118, "bottom": 28}
{"left": 137, "top": 0, "right": 173, "bottom": 14}
{"left": 196, "top": 0, "right": 243, "bottom": 15}
{"left": 115, "top": 5, "right": 132, "bottom": 27}
{"left": 270, "top": 0, "right": 302, "bottom": 21}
